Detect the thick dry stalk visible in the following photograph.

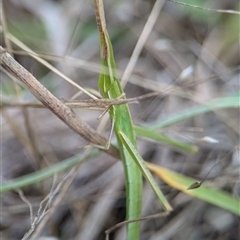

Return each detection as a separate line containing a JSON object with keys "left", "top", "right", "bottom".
{"left": 0, "top": 46, "right": 120, "bottom": 159}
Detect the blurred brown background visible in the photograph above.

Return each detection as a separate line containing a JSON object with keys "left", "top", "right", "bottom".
{"left": 1, "top": 0, "right": 239, "bottom": 239}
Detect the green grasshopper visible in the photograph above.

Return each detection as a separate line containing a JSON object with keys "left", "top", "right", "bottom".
{"left": 94, "top": 1, "right": 172, "bottom": 239}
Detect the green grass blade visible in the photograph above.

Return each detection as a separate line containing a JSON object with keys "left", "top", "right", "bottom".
{"left": 134, "top": 125, "right": 198, "bottom": 153}
{"left": 0, "top": 150, "right": 98, "bottom": 194}
{"left": 150, "top": 94, "right": 239, "bottom": 129}
{"left": 119, "top": 131, "right": 172, "bottom": 212}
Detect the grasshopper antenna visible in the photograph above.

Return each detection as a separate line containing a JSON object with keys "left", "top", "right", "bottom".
{"left": 187, "top": 151, "right": 231, "bottom": 190}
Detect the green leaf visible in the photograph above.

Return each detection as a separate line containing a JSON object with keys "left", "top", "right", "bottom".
{"left": 134, "top": 125, "right": 198, "bottom": 153}
{"left": 150, "top": 95, "right": 239, "bottom": 129}
{"left": 0, "top": 150, "right": 98, "bottom": 194}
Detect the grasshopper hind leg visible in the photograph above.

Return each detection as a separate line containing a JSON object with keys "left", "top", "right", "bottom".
{"left": 82, "top": 118, "right": 115, "bottom": 151}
